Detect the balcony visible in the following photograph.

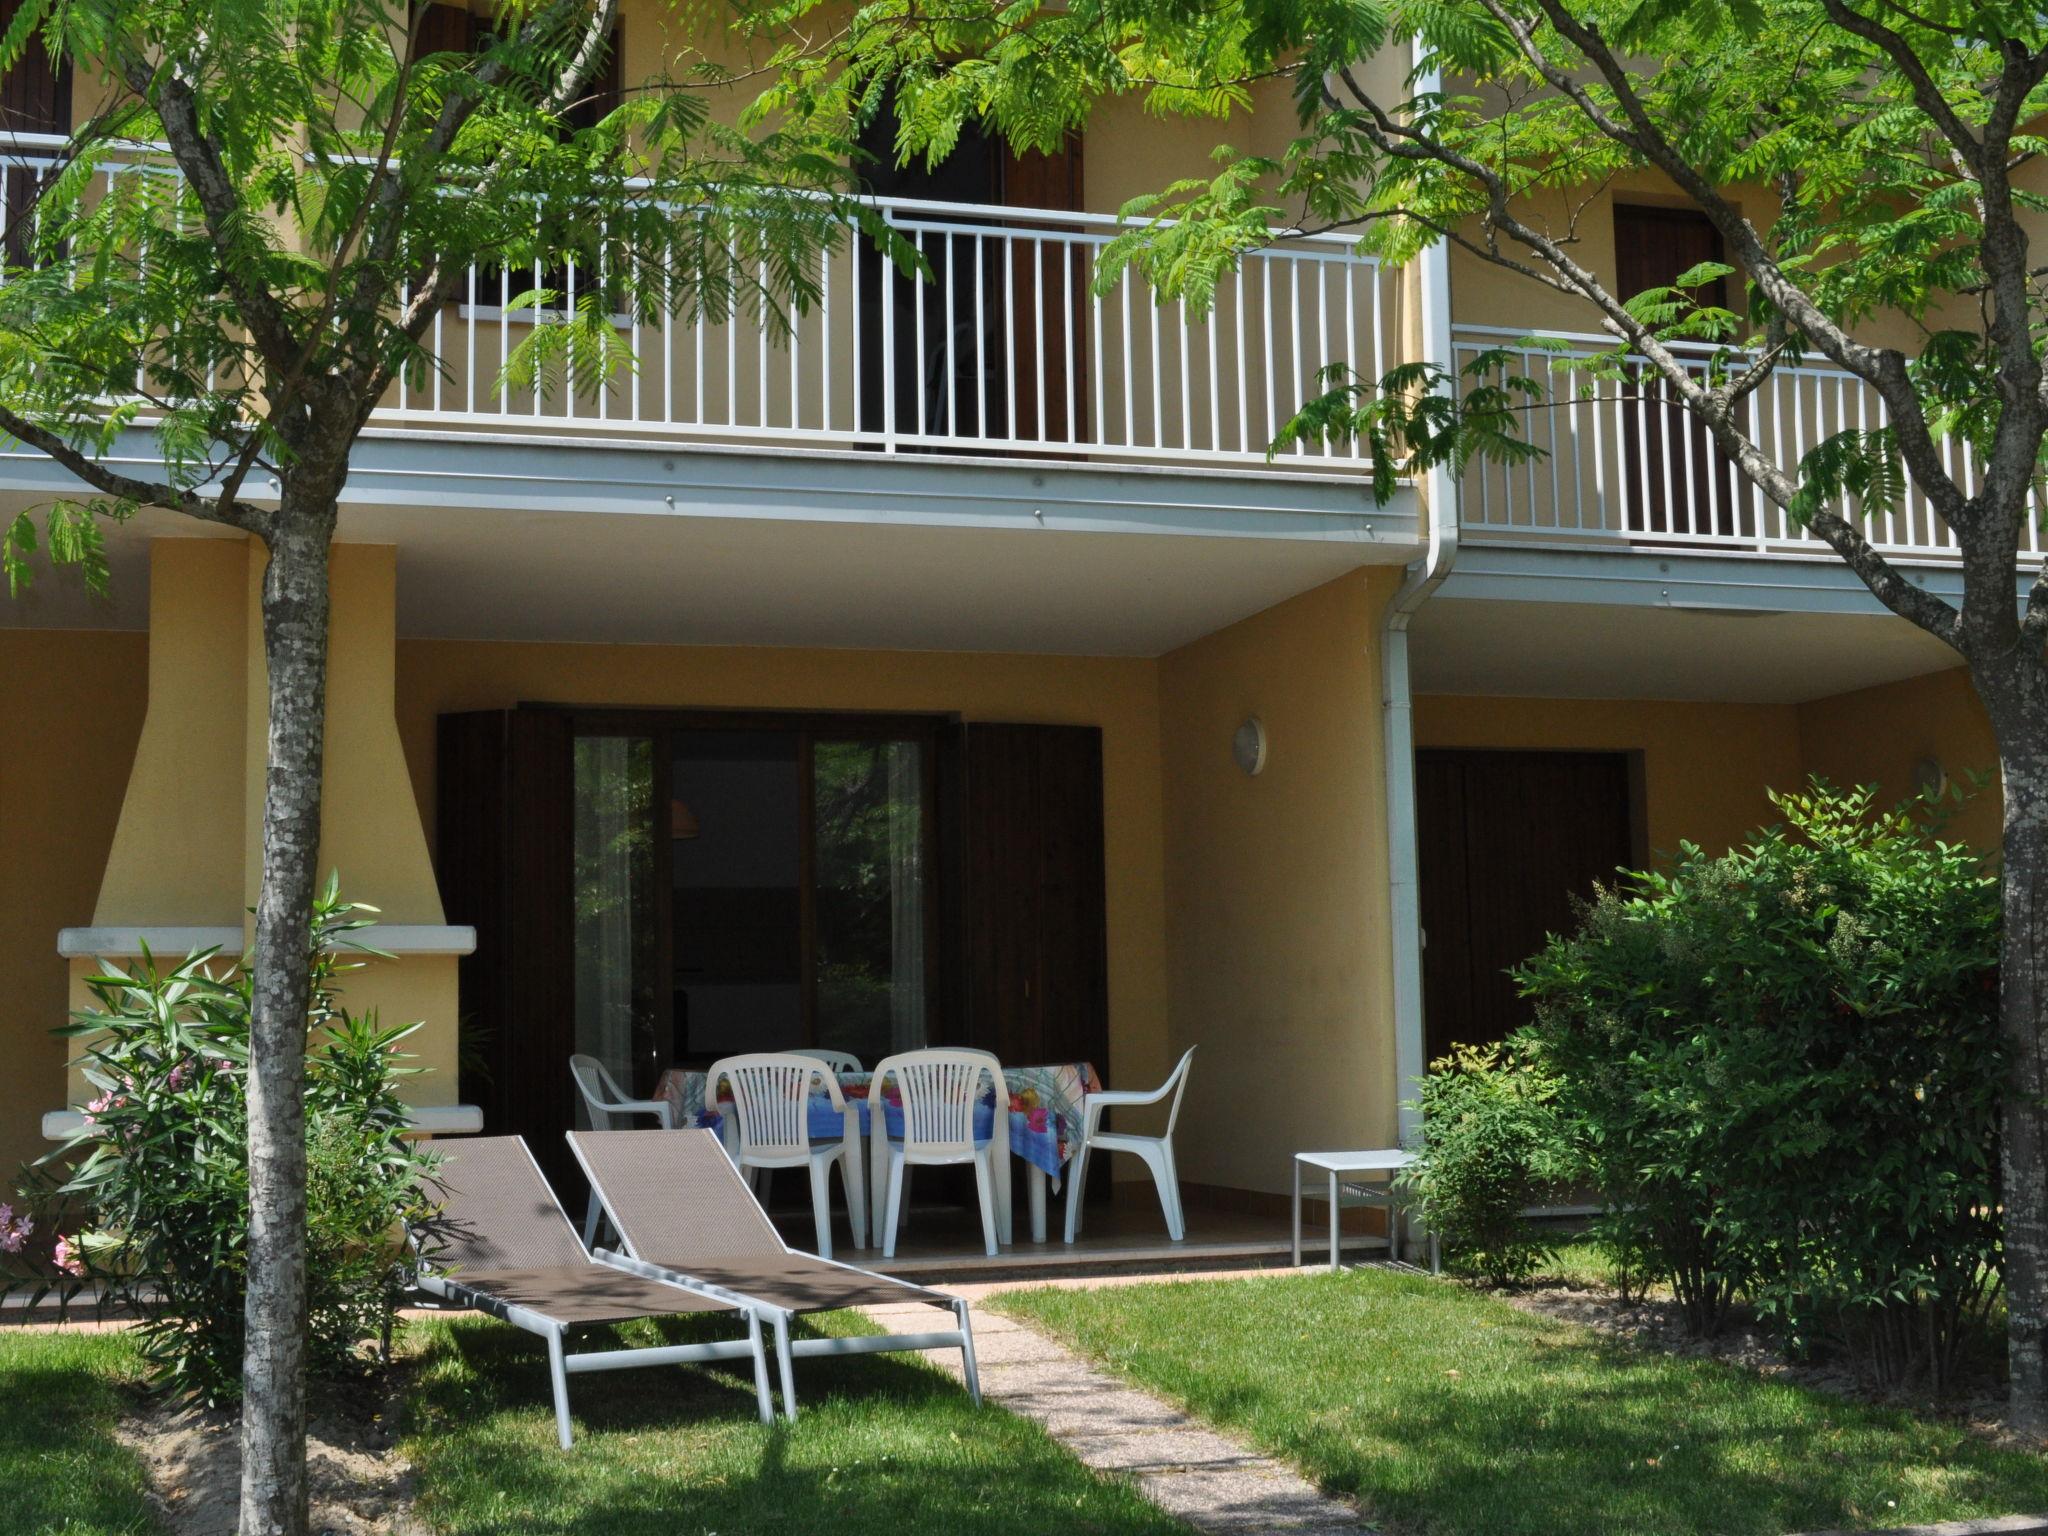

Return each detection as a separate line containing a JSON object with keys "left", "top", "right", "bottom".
{"left": 1451, "top": 324, "right": 2038, "bottom": 565}
{"left": 377, "top": 197, "right": 1404, "bottom": 480}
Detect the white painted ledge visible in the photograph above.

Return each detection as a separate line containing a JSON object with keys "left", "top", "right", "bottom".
{"left": 57, "top": 926, "right": 242, "bottom": 959}
{"left": 44, "top": 1102, "right": 484, "bottom": 1140}
{"left": 57, "top": 924, "right": 477, "bottom": 959}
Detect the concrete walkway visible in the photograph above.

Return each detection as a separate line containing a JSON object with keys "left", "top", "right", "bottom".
{"left": 864, "top": 1272, "right": 1372, "bottom": 1535}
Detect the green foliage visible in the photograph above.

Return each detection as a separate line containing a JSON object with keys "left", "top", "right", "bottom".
{"left": 40, "top": 882, "right": 439, "bottom": 1405}
{"left": 1515, "top": 782, "right": 2003, "bottom": 1388}
{"left": 1401, "top": 1042, "right": 1574, "bottom": 1285}
{"left": 750, "top": 0, "right": 2048, "bottom": 531}
{"left": 0, "top": 0, "right": 883, "bottom": 594}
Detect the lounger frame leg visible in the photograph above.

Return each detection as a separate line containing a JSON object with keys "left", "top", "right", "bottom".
{"left": 954, "top": 1297, "right": 982, "bottom": 1406}
{"left": 547, "top": 1326, "right": 574, "bottom": 1450}
{"left": 772, "top": 1312, "right": 798, "bottom": 1421}
{"left": 746, "top": 1311, "right": 774, "bottom": 1425}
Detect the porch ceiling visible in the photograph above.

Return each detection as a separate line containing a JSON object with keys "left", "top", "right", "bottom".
{"left": 1409, "top": 595, "right": 1962, "bottom": 704}
{"left": 0, "top": 497, "right": 1403, "bottom": 658}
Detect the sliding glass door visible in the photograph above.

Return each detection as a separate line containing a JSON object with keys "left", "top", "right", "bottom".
{"left": 570, "top": 715, "right": 936, "bottom": 1087}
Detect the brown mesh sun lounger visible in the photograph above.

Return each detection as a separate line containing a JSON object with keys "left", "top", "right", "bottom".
{"left": 409, "top": 1135, "right": 774, "bottom": 1447}
{"left": 568, "top": 1127, "right": 981, "bottom": 1418}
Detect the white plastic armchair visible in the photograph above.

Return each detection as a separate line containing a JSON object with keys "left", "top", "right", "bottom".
{"left": 870, "top": 1049, "right": 1003, "bottom": 1258}
{"left": 1064, "top": 1046, "right": 1197, "bottom": 1244}
{"left": 704, "top": 1053, "right": 864, "bottom": 1259}
{"left": 568, "top": 1054, "right": 675, "bottom": 1243}
{"left": 789, "top": 1047, "right": 862, "bottom": 1075}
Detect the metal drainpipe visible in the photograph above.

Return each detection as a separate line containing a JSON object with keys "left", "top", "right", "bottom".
{"left": 1383, "top": 57, "right": 1458, "bottom": 1159}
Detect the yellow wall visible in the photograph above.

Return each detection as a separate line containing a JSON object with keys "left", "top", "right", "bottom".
{"left": 1157, "top": 568, "right": 1400, "bottom": 1196}
{"left": 1797, "top": 665, "right": 2002, "bottom": 849}
{"left": 1414, "top": 695, "right": 1805, "bottom": 860}
{"left": 393, "top": 637, "right": 1175, "bottom": 1104}
{"left": 0, "top": 628, "right": 148, "bottom": 1179}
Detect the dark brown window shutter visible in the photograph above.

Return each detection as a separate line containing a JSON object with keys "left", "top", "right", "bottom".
{"left": 0, "top": 0, "right": 71, "bottom": 136}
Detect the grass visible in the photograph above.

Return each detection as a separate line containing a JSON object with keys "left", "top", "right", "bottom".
{"left": 994, "top": 1268, "right": 2048, "bottom": 1536}
{"left": 402, "top": 1311, "right": 1189, "bottom": 1535}
{"left": 0, "top": 1329, "right": 161, "bottom": 1535}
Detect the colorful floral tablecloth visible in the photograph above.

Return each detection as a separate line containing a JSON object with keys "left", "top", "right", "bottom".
{"left": 655, "top": 1061, "right": 1101, "bottom": 1180}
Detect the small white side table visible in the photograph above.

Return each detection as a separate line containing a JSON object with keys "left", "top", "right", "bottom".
{"left": 1291, "top": 1149, "right": 1435, "bottom": 1272}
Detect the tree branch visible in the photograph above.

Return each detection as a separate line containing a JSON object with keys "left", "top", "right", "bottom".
{"left": 136, "top": 66, "right": 304, "bottom": 381}
{"left": 0, "top": 404, "right": 272, "bottom": 535}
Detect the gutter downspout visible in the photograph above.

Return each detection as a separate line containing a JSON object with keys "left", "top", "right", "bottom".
{"left": 1384, "top": 56, "right": 1458, "bottom": 1154}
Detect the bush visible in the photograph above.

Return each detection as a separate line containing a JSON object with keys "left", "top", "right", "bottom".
{"left": 1516, "top": 782, "right": 2002, "bottom": 1388}
{"left": 1401, "top": 1043, "right": 1575, "bottom": 1286}
{"left": 37, "top": 883, "right": 438, "bottom": 1405}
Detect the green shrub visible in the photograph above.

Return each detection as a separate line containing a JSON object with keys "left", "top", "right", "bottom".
{"left": 38, "top": 883, "right": 439, "bottom": 1405}
{"left": 1516, "top": 782, "right": 2002, "bottom": 1388}
{"left": 1401, "top": 1043, "right": 1575, "bottom": 1286}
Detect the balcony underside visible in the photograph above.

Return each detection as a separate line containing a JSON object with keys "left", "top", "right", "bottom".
{"left": 0, "top": 430, "right": 1419, "bottom": 656}
{"left": 1415, "top": 545, "right": 1990, "bottom": 703}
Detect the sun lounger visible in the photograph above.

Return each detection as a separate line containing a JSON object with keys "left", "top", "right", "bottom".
{"left": 567, "top": 1127, "right": 981, "bottom": 1418}
{"left": 409, "top": 1135, "right": 775, "bottom": 1447}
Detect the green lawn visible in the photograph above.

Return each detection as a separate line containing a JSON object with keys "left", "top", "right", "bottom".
{"left": 0, "top": 1330, "right": 160, "bottom": 1535}
{"left": 995, "top": 1269, "right": 2048, "bottom": 1536}
{"left": 402, "top": 1312, "right": 1188, "bottom": 1535}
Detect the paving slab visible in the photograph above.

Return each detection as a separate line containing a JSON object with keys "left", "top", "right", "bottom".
{"left": 867, "top": 1294, "right": 1373, "bottom": 1535}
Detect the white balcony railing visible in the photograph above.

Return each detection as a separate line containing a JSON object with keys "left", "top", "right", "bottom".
{"left": 1453, "top": 324, "right": 2039, "bottom": 563}
{"left": 380, "top": 196, "right": 1400, "bottom": 472}
{"left": 1, "top": 131, "right": 1405, "bottom": 476}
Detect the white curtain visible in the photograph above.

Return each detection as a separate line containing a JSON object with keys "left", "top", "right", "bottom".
{"left": 573, "top": 736, "right": 639, "bottom": 1122}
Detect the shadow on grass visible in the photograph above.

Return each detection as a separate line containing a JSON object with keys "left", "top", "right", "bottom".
{"left": 0, "top": 1331, "right": 161, "bottom": 1535}
{"left": 1001, "top": 1268, "right": 2048, "bottom": 1536}
{"left": 403, "top": 1314, "right": 1184, "bottom": 1536}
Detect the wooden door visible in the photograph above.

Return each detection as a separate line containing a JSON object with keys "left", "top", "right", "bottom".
{"left": 1417, "top": 749, "right": 1638, "bottom": 1063}
{"left": 1000, "top": 138, "right": 1088, "bottom": 445}
{"left": 953, "top": 722, "right": 1109, "bottom": 1073}
{"left": 1614, "top": 204, "right": 1746, "bottom": 540}
{"left": 436, "top": 708, "right": 578, "bottom": 1192}
{"left": 1, "top": 0, "right": 70, "bottom": 268}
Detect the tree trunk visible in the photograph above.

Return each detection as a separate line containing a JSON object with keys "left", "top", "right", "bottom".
{"left": 239, "top": 498, "right": 339, "bottom": 1536}
{"left": 1981, "top": 652, "right": 2048, "bottom": 1439}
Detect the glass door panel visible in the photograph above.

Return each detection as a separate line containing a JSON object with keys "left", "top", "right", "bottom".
{"left": 571, "top": 735, "right": 662, "bottom": 1101}
{"left": 812, "top": 738, "right": 929, "bottom": 1063}
{"left": 670, "top": 731, "right": 804, "bottom": 1063}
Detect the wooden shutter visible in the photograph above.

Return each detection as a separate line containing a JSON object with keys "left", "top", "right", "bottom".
{"left": 1614, "top": 204, "right": 1746, "bottom": 539}
{"left": 1, "top": 0, "right": 70, "bottom": 268}
{"left": 436, "top": 708, "right": 578, "bottom": 1193}
{"left": 951, "top": 723, "right": 1109, "bottom": 1074}
{"left": 1417, "top": 749, "right": 1637, "bottom": 1063}
{"left": 1000, "top": 136, "right": 1088, "bottom": 445}
{"left": 411, "top": 2, "right": 481, "bottom": 59}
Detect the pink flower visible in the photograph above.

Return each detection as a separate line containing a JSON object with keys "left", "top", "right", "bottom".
{"left": 166, "top": 1058, "right": 190, "bottom": 1091}
{"left": 81, "top": 1090, "right": 124, "bottom": 1126}
{"left": 53, "top": 1235, "right": 83, "bottom": 1278}
{"left": 0, "top": 1204, "right": 31, "bottom": 1255}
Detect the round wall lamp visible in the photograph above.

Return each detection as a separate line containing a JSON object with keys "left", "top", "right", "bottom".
{"left": 1233, "top": 716, "right": 1268, "bottom": 776}
{"left": 1912, "top": 755, "right": 1948, "bottom": 799}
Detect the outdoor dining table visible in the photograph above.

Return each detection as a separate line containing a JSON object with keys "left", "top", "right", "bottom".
{"left": 654, "top": 1061, "right": 1102, "bottom": 1247}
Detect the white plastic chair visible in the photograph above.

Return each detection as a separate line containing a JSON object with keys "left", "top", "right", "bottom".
{"left": 568, "top": 1054, "right": 674, "bottom": 1243}
{"left": 789, "top": 1047, "right": 862, "bottom": 1075}
{"left": 705, "top": 1053, "right": 865, "bottom": 1259}
{"left": 871, "top": 1049, "right": 1002, "bottom": 1258}
{"left": 1064, "top": 1046, "right": 1197, "bottom": 1243}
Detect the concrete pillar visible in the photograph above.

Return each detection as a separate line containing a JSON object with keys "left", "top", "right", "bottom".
{"left": 61, "top": 537, "right": 467, "bottom": 1111}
